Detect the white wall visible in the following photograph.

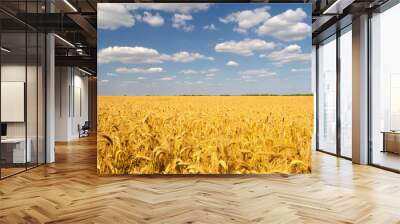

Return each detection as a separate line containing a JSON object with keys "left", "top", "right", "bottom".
{"left": 55, "top": 66, "right": 70, "bottom": 141}
{"left": 1, "top": 65, "right": 41, "bottom": 138}
{"left": 1, "top": 64, "right": 26, "bottom": 138}
{"left": 72, "top": 73, "right": 89, "bottom": 138}
{"left": 55, "top": 67, "right": 89, "bottom": 141}
{"left": 1, "top": 63, "right": 46, "bottom": 164}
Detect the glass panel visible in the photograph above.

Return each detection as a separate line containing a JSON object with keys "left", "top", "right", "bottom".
{"left": 27, "top": 31, "right": 38, "bottom": 169}
{"left": 312, "top": 46, "right": 317, "bottom": 151}
{"left": 340, "top": 27, "right": 352, "bottom": 158}
{"left": 318, "top": 35, "right": 337, "bottom": 154}
{"left": 371, "top": 4, "right": 400, "bottom": 171}
{"left": 26, "top": 0, "right": 39, "bottom": 169}
{"left": 38, "top": 32, "right": 45, "bottom": 165}
{"left": 1, "top": 30, "right": 27, "bottom": 178}
{"left": 0, "top": 1, "right": 46, "bottom": 178}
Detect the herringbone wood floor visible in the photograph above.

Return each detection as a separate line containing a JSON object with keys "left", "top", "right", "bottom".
{"left": 1, "top": 136, "right": 400, "bottom": 224}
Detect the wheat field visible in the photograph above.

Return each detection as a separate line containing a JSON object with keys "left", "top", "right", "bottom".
{"left": 97, "top": 96, "right": 313, "bottom": 174}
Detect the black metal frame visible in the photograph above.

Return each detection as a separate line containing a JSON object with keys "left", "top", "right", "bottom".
{"left": 0, "top": 0, "right": 47, "bottom": 180}
{"left": 0, "top": 19, "right": 2, "bottom": 179}
{"left": 367, "top": 10, "right": 373, "bottom": 166}
{"left": 336, "top": 21, "right": 341, "bottom": 158}
{"left": 315, "top": 44, "right": 319, "bottom": 151}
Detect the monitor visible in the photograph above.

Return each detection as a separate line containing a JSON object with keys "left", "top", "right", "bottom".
{"left": 1, "top": 123, "right": 7, "bottom": 137}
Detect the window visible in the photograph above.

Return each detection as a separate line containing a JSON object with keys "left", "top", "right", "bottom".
{"left": 339, "top": 26, "right": 352, "bottom": 158}
{"left": 370, "top": 3, "right": 400, "bottom": 171}
{"left": 317, "top": 35, "right": 337, "bottom": 154}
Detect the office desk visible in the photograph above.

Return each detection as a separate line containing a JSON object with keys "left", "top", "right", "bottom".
{"left": 1, "top": 138, "right": 31, "bottom": 163}
{"left": 381, "top": 131, "right": 400, "bottom": 154}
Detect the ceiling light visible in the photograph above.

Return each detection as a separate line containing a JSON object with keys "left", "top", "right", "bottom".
{"left": 1, "top": 47, "right": 11, "bottom": 53}
{"left": 322, "top": 0, "right": 355, "bottom": 15}
{"left": 323, "top": 0, "right": 341, "bottom": 15}
{"left": 78, "top": 67, "right": 92, "bottom": 76}
{"left": 63, "top": 0, "right": 78, "bottom": 12}
{"left": 54, "top": 34, "right": 75, "bottom": 48}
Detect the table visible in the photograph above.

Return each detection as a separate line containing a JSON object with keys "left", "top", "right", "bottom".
{"left": 1, "top": 138, "right": 31, "bottom": 164}
{"left": 381, "top": 131, "right": 400, "bottom": 154}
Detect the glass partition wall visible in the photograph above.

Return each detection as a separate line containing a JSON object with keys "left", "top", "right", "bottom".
{"left": 0, "top": 2, "right": 46, "bottom": 179}
{"left": 370, "top": 3, "right": 400, "bottom": 171}
{"left": 315, "top": 25, "right": 352, "bottom": 159}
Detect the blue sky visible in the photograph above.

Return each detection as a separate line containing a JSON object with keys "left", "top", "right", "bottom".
{"left": 98, "top": 3, "right": 312, "bottom": 96}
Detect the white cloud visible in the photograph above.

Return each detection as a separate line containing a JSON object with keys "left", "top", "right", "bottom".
{"left": 207, "top": 68, "right": 219, "bottom": 73}
{"left": 215, "top": 38, "right": 275, "bottom": 56}
{"left": 172, "top": 14, "right": 194, "bottom": 31}
{"left": 126, "top": 3, "right": 212, "bottom": 14}
{"left": 203, "top": 24, "right": 216, "bottom": 31}
{"left": 291, "top": 68, "right": 310, "bottom": 72}
{"left": 206, "top": 68, "right": 219, "bottom": 74}
{"left": 240, "top": 75, "right": 253, "bottom": 80}
{"left": 171, "top": 51, "right": 213, "bottom": 63}
{"left": 101, "top": 79, "right": 109, "bottom": 83}
{"left": 205, "top": 73, "right": 216, "bottom": 77}
{"left": 243, "top": 79, "right": 257, "bottom": 82}
{"left": 98, "top": 46, "right": 212, "bottom": 64}
{"left": 98, "top": 4, "right": 135, "bottom": 30}
{"left": 219, "top": 7, "right": 270, "bottom": 34}
{"left": 98, "top": 46, "right": 168, "bottom": 64}
{"left": 181, "top": 69, "right": 198, "bottom": 75}
{"left": 267, "top": 44, "right": 310, "bottom": 64}
{"left": 181, "top": 68, "right": 219, "bottom": 75}
{"left": 239, "top": 69, "right": 276, "bottom": 77}
{"left": 106, "top": 72, "right": 118, "bottom": 77}
{"left": 137, "top": 77, "right": 146, "bottom": 80}
{"left": 116, "top": 67, "right": 164, "bottom": 74}
{"left": 226, "top": 61, "right": 239, "bottom": 66}
{"left": 160, "top": 76, "right": 175, "bottom": 81}
{"left": 119, "top": 81, "right": 139, "bottom": 87}
{"left": 257, "top": 8, "right": 311, "bottom": 41}
{"left": 98, "top": 3, "right": 211, "bottom": 30}
{"left": 141, "top": 12, "right": 164, "bottom": 26}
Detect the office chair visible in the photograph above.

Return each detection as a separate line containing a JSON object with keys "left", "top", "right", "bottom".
{"left": 79, "top": 121, "right": 90, "bottom": 138}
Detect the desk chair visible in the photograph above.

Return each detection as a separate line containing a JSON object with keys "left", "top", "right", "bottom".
{"left": 79, "top": 121, "right": 90, "bottom": 138}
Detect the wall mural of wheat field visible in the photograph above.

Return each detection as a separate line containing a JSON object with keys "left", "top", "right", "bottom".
{"left": 97, "top": 3, "right": 313, "bottom": 174}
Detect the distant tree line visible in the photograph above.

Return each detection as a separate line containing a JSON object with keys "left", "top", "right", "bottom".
{"left": 120, "top": 93, "right": 314, "bottom": 96}
{"left": 177, "top": 93, "right": 313, "bottom": 96}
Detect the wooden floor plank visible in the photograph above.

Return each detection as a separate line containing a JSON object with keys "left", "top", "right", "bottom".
{"left": 0, "top": 136, "right": 399, "bottom": 223}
